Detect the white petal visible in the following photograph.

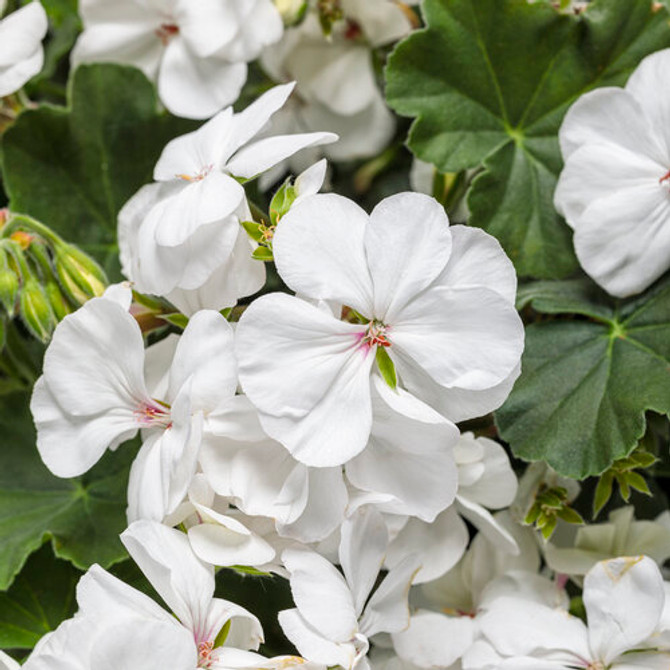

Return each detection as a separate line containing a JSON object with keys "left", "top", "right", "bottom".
{"left": 158, "top": 39, "right": 247, "bottom": 119}
{"left": 584, "top": 556, "right": 665, "bottom": 664}
{"left": 294, "top": 159, "right": 328, "bottom": 201}
{"left": 39, "top": 297, "right": 148, "bottom": 417}
{"left": 225, "top": 82, "right": 296, "bottom": 159}
{"left": 91, "top": 619, "right": 197, "bottom": 669}
{"left": 555, "top": 141, "right": 664, "bottom": 223}
{"left": 392, "top": 286, "right": 524, "bottom": 390}
{"left": 0, "top": 653, "right": 19, "bottom": 670}
{"left": 573, "top": 182, "right": 670, "bottom": 297}
{"left": 304, "top": 93, "right": 396, "bottom": 163}
{"left": 277, "top": 467, "right": 348, "bottom": 543}
{"left": 478, "top": 597, "right": 589, "bottom": 661}
{"left": 283, "top": 548, "right": 358, "bottom": 642}
{"left": 273, "top": 193, "right": 374, "bottom": 314}
{"left": 151, "top": 172, "right": 245, "bottom": 247}
{"left": 167, "top": 310, "right": 236, "bottom": 410}
{"left": 360, "top": 553, "right": 420, "bottom": 637}
{"left": 394, "top": 357, "right": 520, "bottom": 423}
{"left": 559, "top": 87, "right": 666, "bottom": 164}
{"left": 187, "top": 522, "right": 276, "bottom": 568}
{"left": 174, "top": 0, "right": 239, "bottom": 58}
{"left": 236, "top": 294, "right": 374, "bottom": 466}
{"left": 458, "top": 437, "right": 517, "bottom": 510}
{"left": 624, "top": 48, "right": 670, "bottom": 159}
{"left": 347, "top": 377, "right": 459, "bottom": 522}
{"left": 455, "top": 496, "right": 519, "bottom": 556}
{"left": 278, "top": 609, "right": 357, "bottom": 669}
{"left": 200, "top": 429, "right": 310, "bottom": 526}
{"left": 31, "top": 377, "right": 139, "bottom": 478}
{"left": 386, "top": 508, "right": 469, "bottom": 584}
{"left": 226, "top": 132, "right": 338, "bottom": 180}
{"left": 366, "top": 193, "right": 452, "bottom": 322}
{"left": 392, "top": 611, "right": 475, "bottom": 669}
{"left": 340, "top": 506, "right": 388, "bottom": 617}
{"left": 434, "top": 225, "right": 517, "bottom": 304}
{"left": 121, "top": 519, "right": 215, "bottom": 631}
{"left": 167, "top": 227, "right": 266, "bottom": 314}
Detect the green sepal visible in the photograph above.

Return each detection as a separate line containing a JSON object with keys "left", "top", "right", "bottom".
{"left": 213, "top": 619, "right": 231, "bottom": 648}
{"left": 158, "top": 313, "right": 189, "bottom": 330}
{"left": 19, "top": 277, "right": 57, "bottom": 342}
{"left": 241, "top": 220, "right": 265, "bottom": 243}
{"left": 540, "top": 515, "right": 558, "bottom": 540}
{"left": 269, "top": 177, "right": 297, "bottom": 226}
{"left": 0, "top": 248, "right": 20, "bottom": 317}
{"left": 556, "top": 506, "right": 584, "bottom": 525}
{"left": 252, "top": 247, "right": 274, "bottom": 262}
{"left": 376, "top": 346, "right": 397, "bottom": 390}
{"left": 230, "top": 565, "right": 271, "bottom": 576}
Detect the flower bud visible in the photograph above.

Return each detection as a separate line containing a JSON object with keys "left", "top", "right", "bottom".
{"left": 19, "top": 277, "right": 57, "bottom": 342}
{"left": 54, "top": 243, "right": 107, "bottom": 305}
{"left": 0, "top": 249, "right": 20, "bottom": 316}
{"left": 45, "top": 280, "right": 72, "bottom": 321}
{"left": 274, "top": 0, "right": 308, "bottom": 26}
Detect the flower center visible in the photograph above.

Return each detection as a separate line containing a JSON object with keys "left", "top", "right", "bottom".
{"left": 176, "top": 164, "right": 214, "bottom": 182}
{"left": 155, "top": 22, "right": 179, "bottom": 46}
{"left": 135, "top": 400, "right": 172, "bottom": 429}
{"left": 344, "top": 19, "right": 363, "bottom": 40}
{"left": 660, "top": 169, "right": 670, "bottom": 185}
{"left": 361, "top": 320, "right": 391, "bottom": 349}
{"left": 197, "top": 641, "right": 216, "bottom": 669}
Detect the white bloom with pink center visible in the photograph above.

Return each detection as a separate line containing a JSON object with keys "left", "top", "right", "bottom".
{"left": 478, "top": 555, "right": 670, "bottom": 669}
{"left": 118, "top": 83, "right": 337, "bottom": 304}
{"left": 30, "top": 290, "right": 237, "bottom": 521}
{"left": 71, "top": 0, "right": 283, "bottom": 119}
{"left": 0, "top": 1, "right": 48, "bottom": 97}
{"left": 555, "top": 48, "right": 670, "bottom": 297}
{"left": 236, "top": 192, "right": 524, "bottom": 467}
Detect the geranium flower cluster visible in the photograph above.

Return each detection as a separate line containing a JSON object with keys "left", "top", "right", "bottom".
{"left": 4, "top": 1, "right": 670, "bottom": 668}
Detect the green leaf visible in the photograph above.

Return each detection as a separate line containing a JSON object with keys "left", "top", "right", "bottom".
{"left": 376, "top": 346, "right": 397, "bottom": 389}
{"left": 0, "top": 392, "right": 134, "bottom": 589}
{"left": 386, "top": 0, "right": 670, "bottom": 278}
{"left": 1, "top": 64, "right": 197, "bottom": 278}
{"left": 0, "top": 544, "right": 79, "bottom": 649}
{"left": 496, "top": 278, "right": 670, "bottom": 478}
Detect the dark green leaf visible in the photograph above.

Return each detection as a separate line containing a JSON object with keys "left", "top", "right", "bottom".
{"left": 0, "top": 544, "right": 79, "bottom": 649}
{"left": 497, "top": 280, "right": 670, "bottom": 478}
{"left": 0, "top": 392, "right": 134, "bottom": 589}
{"left": 386, "top": 0, "right": 670, "bottom": 278}
{"left": 1, "top": 64, "right": 197, "bottom": 278}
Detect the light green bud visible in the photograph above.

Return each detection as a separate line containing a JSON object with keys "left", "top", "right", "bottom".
{"left": 19, "top": 277, "right": 57, "bottom": 342}
{"left": 54, "top": 243, "right": 107, "bottom": 305}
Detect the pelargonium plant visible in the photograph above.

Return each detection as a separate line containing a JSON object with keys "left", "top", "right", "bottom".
{"left": 1, "top": 0, "right": 670, "bottom": 667}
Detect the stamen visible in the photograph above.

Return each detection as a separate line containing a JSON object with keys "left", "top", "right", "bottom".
{"left": 134, "top": 401, "right": 172, "bottom": 429}
{"left": 344, "top": 19, "right": 362, "bottom": 40}
{"left": 155, "top": 22, "right": 179, "bottom": 46}
{"left": 361, "top": 320, "right": 392, "bottom": 349}
{"left": 197, "top": 641, "right": 215, "bottom": 669}
{"left": 176, "top": 164, "right": 214, "bottom": 182}
{"left": 660, "top": 169, "right": 670, "bottom": 184}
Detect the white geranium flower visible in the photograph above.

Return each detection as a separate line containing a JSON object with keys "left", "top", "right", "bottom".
{"left": 118, "top": 83, "right": 337, "bottom": 307}
{"left": 555, "top": 48, "right": 670, "bottom": 297}
{"left": 479, "top": 555, "right": 670, "bottom": 669}
{"left": 71, "top": 0, "right": 283, "bottom": 119}
{"left": 30, "top": 291, "right": 236, "bottom": 521}
{"left": 260, "top": 0, "right": 415, "bottom": 166}
{"left": 279, "top": 506, "right": 420, "bottom": 670}
{"left": 0, "top": 1, "right": 48, "bottom": 97}
{"left": 236, "top": 192, "right": 523, "bottom": 467}
{"left": 19, "top": 521, "right": 299, "bottom": 670}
